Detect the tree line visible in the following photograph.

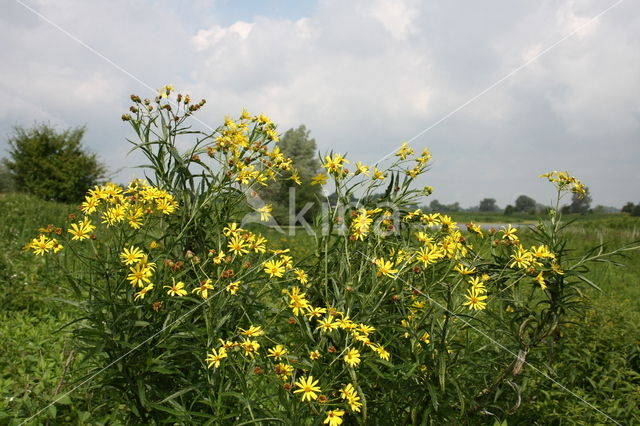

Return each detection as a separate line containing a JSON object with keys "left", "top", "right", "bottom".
{"left": 1, "top": 123, "right": 637, "bottom": 217}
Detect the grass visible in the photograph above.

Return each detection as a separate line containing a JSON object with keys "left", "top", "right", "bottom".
{"left": 0, "top": 193, "right": 638, "bottom": 424}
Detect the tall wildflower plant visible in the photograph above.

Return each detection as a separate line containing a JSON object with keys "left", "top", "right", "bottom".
{"left": 27, "top": 87, "right": 636, "bottom": 424}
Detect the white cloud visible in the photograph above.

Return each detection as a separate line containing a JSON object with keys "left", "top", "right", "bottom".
{"left": 367, "top": 0, "right": 420, "bottom": 41}
{"left": 1, "top": 0, "right": 639, "bottom": 208}
{"left": 192, "top": 21, "right": 254, "bottom": 50}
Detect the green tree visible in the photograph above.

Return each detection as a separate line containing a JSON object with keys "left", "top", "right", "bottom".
{"left": 479, "top": 198, "right": 499, "bottom": 212}
{"left": 621, "top": 202, "right": 635, "bottom": 214}
{"left": 260, "top": 125, "right": 322, "bottom": 225}
{"left": 3, "top": 123, "right": 107, "bottom": 203}
{"left": 568, "top": 186, "right": 592, "bottom": 214}
{"left": 514, "top": 194, "right": 537, "bottom": 213}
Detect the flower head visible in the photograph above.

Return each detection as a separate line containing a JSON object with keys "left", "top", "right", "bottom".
{"left": 293, "top": 375, "right": 321, "bottom": 401}
{"left": 343, "top": 348, "right": 361, "bottom": 367}
{"left": 164, "top": 278, "right": 187, "bottom": 297}
{"left": 323, "top": 409, "right": 345, "bottom": 426}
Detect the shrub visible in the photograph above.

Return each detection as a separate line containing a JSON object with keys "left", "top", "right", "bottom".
{"left": 3, "top": 123, "right": 107, "bottom": 203}
{"left": 23, "top": 87, "right": 637, "bottom": 424}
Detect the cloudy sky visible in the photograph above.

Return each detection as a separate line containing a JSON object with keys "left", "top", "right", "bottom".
{"left": 1, "top": 0, "right": 639, "bottom": 208}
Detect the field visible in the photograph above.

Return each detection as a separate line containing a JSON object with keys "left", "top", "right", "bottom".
{"left": 1, "top": 193, "right": 639, "bottom": 424}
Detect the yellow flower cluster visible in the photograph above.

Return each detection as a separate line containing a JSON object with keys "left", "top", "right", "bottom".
{"left": 210, "top": 111, "right": 296, "bottom": 187}
{"left": 540, "top": 171, "right": 587, "bottom": 196}
{"left": 283, "top": 286, "right": 390, "bottom": 364}
{"left": 81, "top": 181, "right": 178, "bottom": 227}
{"left": 26, "top": 234, "right": 63, "bottom": 255}
{"left": 315, "top": 147, "right": 431, "bottom": 187}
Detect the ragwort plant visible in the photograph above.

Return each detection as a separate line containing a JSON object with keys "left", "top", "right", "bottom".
{"left": 26, "top": 86, "right": 635, "bottom": 424}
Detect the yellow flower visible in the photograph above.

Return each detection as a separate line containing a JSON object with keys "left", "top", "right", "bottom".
{"left": 67, "top": 218, "right": 95, "bottom": 241}
{"left": 240, "top": 108, "right": 251, "bottom": 120}
{"left": 102, "top": 205, "right": 126, "bottom": 226}
{"left": 193, "top": 279, "right": 214, "bottom": 299}
{"left": 372, "top": 167, "right": 386, "bottom": 180}
{"left": 306, "top": 306, "right": 327, "bottom": 320}
{"left": 293, "top": 375, "right": 322, "bottom": 402}
{"left": 468, "top": 276, "right": 487, "bottom": 293}
{"left": 263, "top": 259, "right": 286, "bottom": 278}
{"left": 510, "top": 248, "right": 533, "bottom": 269}
{"left": 501, "top": 225, "right": 519, "bottom": 241}
{"left": 421, "top": 213, "right": 441, "bottom": 226}
{"left": 156, "top": 199, "right": 178, "bottom": 216}
{"left": 288, "top": 287, "right": 311, "bottom": 315}
{"left": 535, "top": 272, "right": 547, "bottom": 290}
{"left": 317, "top": 316, "right": 339, "bottom": 332}
{"left": 371, "top": 344, "right": 390, "bottom": 360}
{"left": 323, "top": 409, "right": 345, "bottom": 426}
{"left": 540, "top": 171, "right": 586, "bottom": 196}
{"left": 240, "top": 325, "right": 264, "bottom": 337}
{"left": 256, "top": 204, "right": 273, "bottom": 222}
{"left": 290, "top": 170, "right": 302, "bottom": 185}
{"left": 80, "top": 196, "right": 99, "bottom": 215}
{"left": 311, "top": 173, "right": 329, "bottom": 186}
{"left": 134, "top": 283, "right": 154, "bottom": 301}
{"left": 310, "top": 350, "right": 321, "bottom": 360}
{"left": 343, "top": 348, "right": 361, "bottom": 367}
{"left": 414, "top": 246, "right": 437, "bottom": 266}
{"left": 250, "top": 235, "right": 267, "bottom": 253}
{"left": 322, "top": 153, "right": 349, "bottom": 174}
{"left": 274, "top": 363, "right": 294, "bottom": 379}
{"left": 466, "top": 222, "right": 484, "bottom": 237}
{"left": 223, "top": 222, "right": 242, "bottom": 237}
{"left": 206, "top": 347, "right": 227, "bottom": 368}
{"left": 294, "top": 268, "right": 309, "bottom": 284}
{"left": 357, "top": 324, "right": 375, "bottom": 335}
{"left": 29, "top": 234, "right": 54, "bottom": 255}
{"left": 530, "top": 245, "right": 555, "bottom": 260}
{"left": 227, "top": 235, "right": 249, "bottom": 256}
{"left": 164, "top": 278, "right": 188, "bottom": 297}
{"left": 337, "top": 316, "right": 356, "bottom": 330}
{"left": 127, "top": 263, "right": 154, "bottom": 287}
{"left": 267, "top": 345, "right": 288, "bottom": 360}
{"left": 463, "top": 288, "right": 488, "bottom": 311}
{"left": 395, "top": 142, "right": 414, "bottom": 160}
{"left": 551, "top": 262, "right": 564, "bottom": 275}
{"left": 120, "top": 246, "right": 145, "bottom": 265}
{"left": 241, "top": 339, "right": 260, "bottom": 358}
{"left": 375, "top": 258, "right": 398, "bottom": 278}
{"left": 219, "top": 339, "right": 237, "bottom": 350}
{"left": 340, "top": 384, "right": 362, "bottom": 412}
{"left": 158, "top": 84, "right": 174, "bottom": 98}
{"left": 355, "top": 161, "right": 370, "bottom": 175}
{"left": 226, "top": 281, "right": 240, "bottom": 295}
{"left": 439, "top": 215, "right": 456, "bottom": 229}
{"left": 51, "top": 239, "right": 63, "bottom": 253}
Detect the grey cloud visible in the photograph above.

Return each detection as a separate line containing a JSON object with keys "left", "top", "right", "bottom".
{"left": 1, "top": 0, "right": 638, "bottom": 209}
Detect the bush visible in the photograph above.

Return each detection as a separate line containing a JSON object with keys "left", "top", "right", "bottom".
{"left": 3, "top": 123, "right": 107, "bottom": 203}
{"left": 23, "top": 88, "right": 637, "bottom": 424}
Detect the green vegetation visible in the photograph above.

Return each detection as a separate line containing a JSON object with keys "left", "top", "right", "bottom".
{"left": 1, "top": 200, "right": 638, "bottom": 424}
{"left": 2, "top": 123, "right": 107, "bottom": 203}
{"left": 0, "top": 194, "right": 122, "bottom": 424}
